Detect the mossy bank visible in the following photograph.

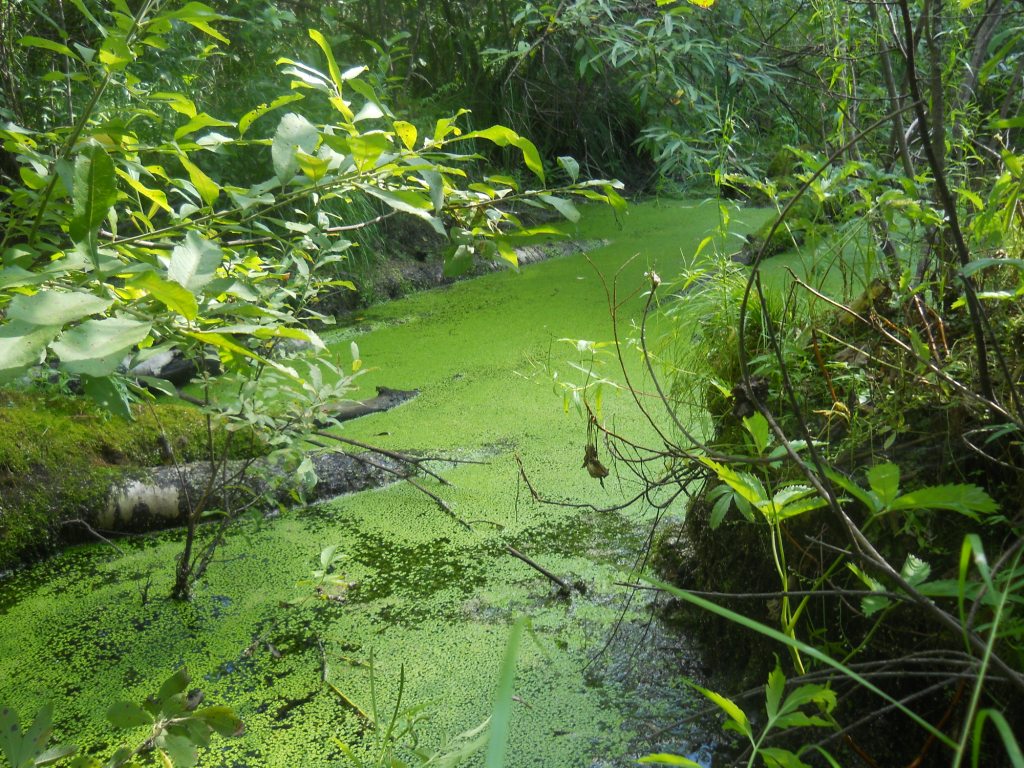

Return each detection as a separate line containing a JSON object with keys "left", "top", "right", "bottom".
{"left": 0, "top": 392, "right": 262, "bottom": 569}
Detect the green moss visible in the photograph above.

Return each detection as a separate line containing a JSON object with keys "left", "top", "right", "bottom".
{"left": 0, "top": 389, "right": 262, "bottom": 568}
{"left": 0, "top": 200, "right": 763, "bottom": 766}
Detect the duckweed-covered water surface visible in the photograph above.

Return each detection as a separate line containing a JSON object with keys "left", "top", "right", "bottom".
{"left": 0, "top": 200, "right": 772, "bottom": 766}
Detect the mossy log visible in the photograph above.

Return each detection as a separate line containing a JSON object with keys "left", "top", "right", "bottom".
{"left": 0, "top": 386, "right": 419, "bottom": 567}
{"left": 96, "top": 449, "right": 410, "bottom": 533}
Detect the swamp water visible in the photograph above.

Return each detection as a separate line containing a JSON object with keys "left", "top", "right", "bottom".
{"left": 0, "top": 200, "right": 771, "bottom": 767}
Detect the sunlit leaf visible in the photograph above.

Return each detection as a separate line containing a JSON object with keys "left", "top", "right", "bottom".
{"left": 51, "top": 317, "right": 152, "bottom": 376}
{"left": 168, "top": 232, "right": 223, "bottom": 294}
{"left": 8, "top": 291, "right": 112, "bottom": 326}
{"left": 70, "top": 141, "right": 118, "bottom": 252}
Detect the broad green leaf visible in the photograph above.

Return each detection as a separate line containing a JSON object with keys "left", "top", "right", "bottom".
{"left": 867, "top": 463, "right": 900, "bottom": 506}
{"left": 115, "top": 169, "right": 172, "bottom": 214}
{"left": 889, "top": 484, "right": 998, "bottom": 519}
{"left": 173, "top": 112, "right": 235, "bottom": 141}
{"left": 308, "top": 29, "right": 345, "bottom": 94}
{"left": 353, "top": 102, "right": 384, "bottom": 122}
{"left": 360, "top": 185, "right": 443, "bottom": 234}
{"left": 128, "top": 271, "right": 199, "bottom": 320}
{"left": 461, "top": 126, "right": 545, "bottom": 183}
{"left": 158, "top": 733, "right": 198, "bottom": 768}
{"left": 393, "top": 120, "right": 417, "bottom": 150}
{"left": 296, "top": 151, "right": 329, "bottom": 182}
{"left": 18, "top": 35, "right": 79, "bottom": 59}
{"left": 742, "top": 411, "right": 770, "bottom": 454}
{"left": 0, "top": 704, "right": 27, "bottom": 768}
{"left": 759, "top": 747, "right": 812, "bottom": 768}
{"left": 106, "top": 701, "right": 154, "bottom": 729}
{"left": 177, "top": 153, "right": 220, "bottom": 205}
{"left": 271, "top": 113, "right": 319, "bottom": 183}
{"left": 237, "top": 94, "right": 304, "bottom": 136}
{"left": 196, "top": 707, "right": 243, "bottom": 738}
{"left": 158, "top": 668, "right": 191, "bottom": 702}
{"left": 51, "top": 317, "right": 152, "bottom": 376}
{"left": 8, "top": 291, "right": 112, "bottom": 326}
{"left": 168, "top": 232, "right": 223, "bottom": 294}
{"left": 539, "top": 194, "right": 580, "bottom": 223}
{"left": 80, "top": 374, "right": 131, "bottom": 417}
{"left": 151, "top": 91, "right": 197, "bottom": 118}
{"left": 961, "top": 257, "right": 1024, "bottom": 277}
{"left": 98, "top": 32, "right": 133, "bottom": 71}
{"left": 70, "top": 141, "right": 117, "bottom": 247}
{"left": 0, "top": 322, "right": 60, "bottom": 380}
{"left": 160, "top": 2, "right": 233, "bottom": 44}
{"left": 322, "top": 132, "right": 391, "bottom": 171}
{"left": 33, "top": 743, "right": 78, "bottom": 766}
{"left": 443, "top": 244, "right": 474, "bottom": 277}
{"left": 557, "top": 155, "right": 580, "bottom": 182}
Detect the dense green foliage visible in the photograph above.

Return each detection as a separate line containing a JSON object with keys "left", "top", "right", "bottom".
{"left": 2, "top": 0, "right": 1024, "bottom": 766}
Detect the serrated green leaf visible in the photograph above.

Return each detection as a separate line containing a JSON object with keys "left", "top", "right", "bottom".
{"left": 773, "top": 712, "right": 832, "bottom": 729}
{"left": 686, "top": 680, "right": 751, "bottom": 738}
{"left": 765, "top": 664, "right": 785, "bottom": 720}
{"left": 708, "top": 492, "right": 732, "bottom": 530}
{"left": 901, "top": 554, "right": 931, "bottom": 587}
{"left": 637, "top": 755, "right": 702, "bottom": 766}
{"left": 867, "top": 463, "right": 900, "bottom": 506}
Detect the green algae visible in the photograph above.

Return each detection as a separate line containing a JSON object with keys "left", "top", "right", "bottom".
{"left": 0, "top": 199, "right": 767, "bottom": 767}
